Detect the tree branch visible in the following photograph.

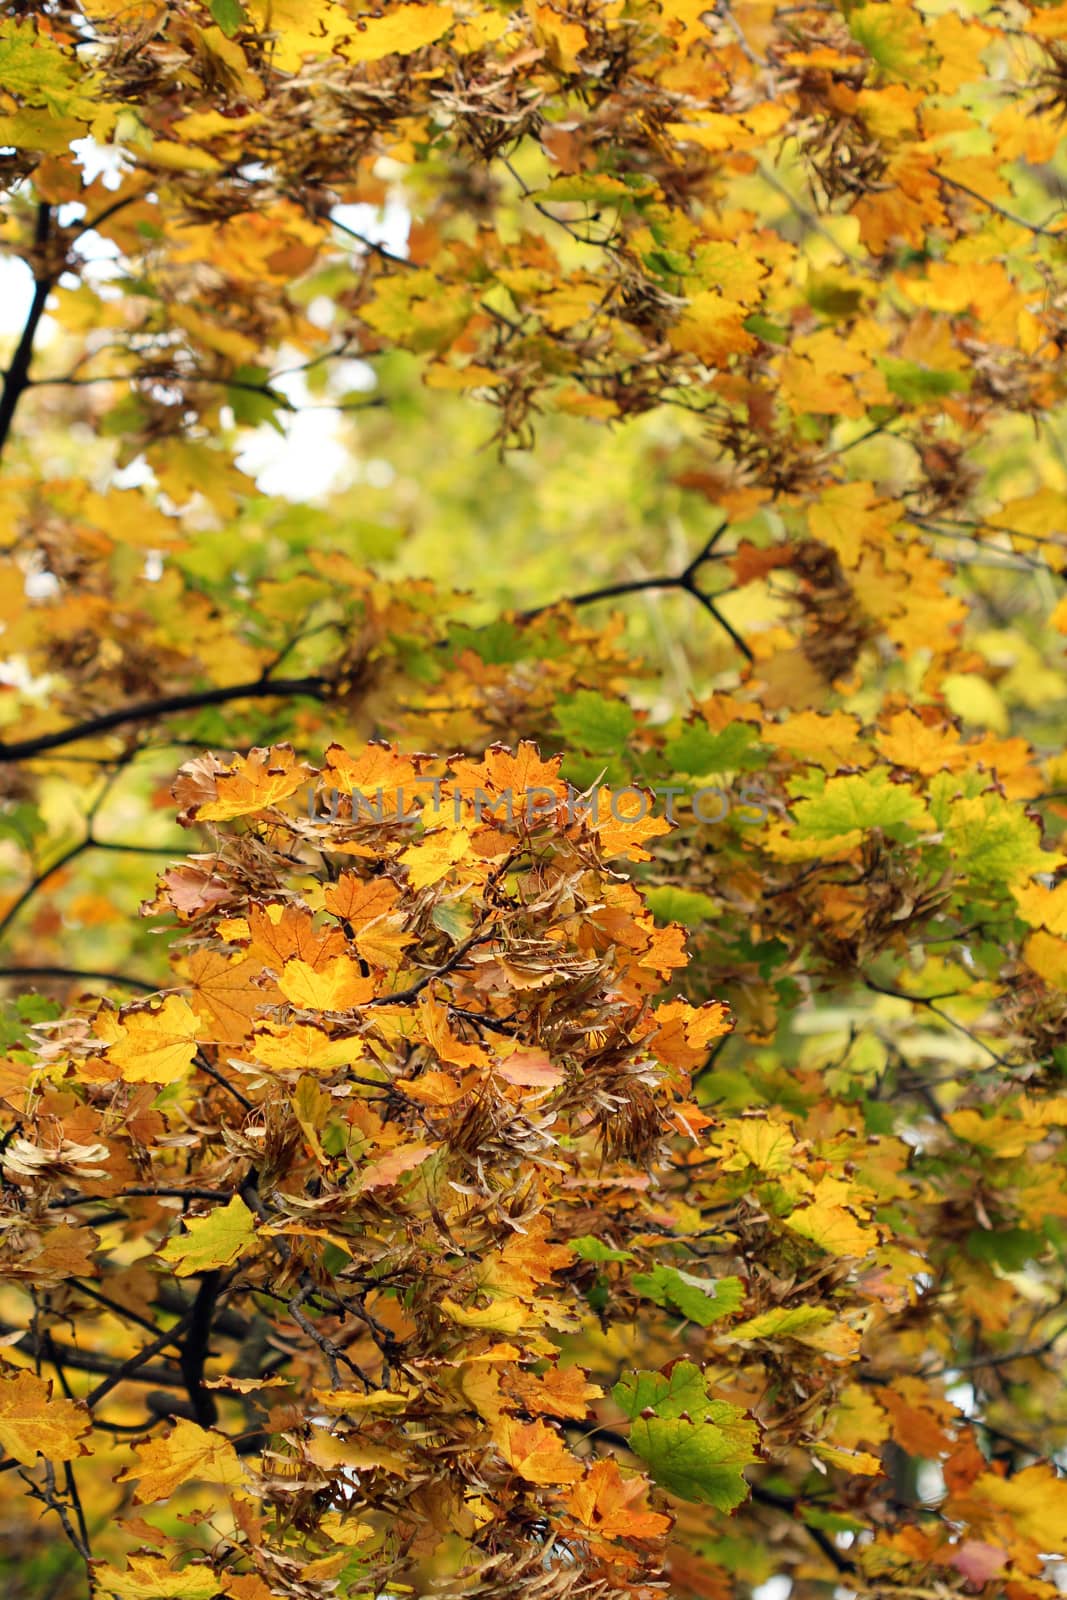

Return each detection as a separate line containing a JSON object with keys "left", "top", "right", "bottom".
{"left": 0, "top": 674, "right": 332, "bottom": 764}
{"left": 0, "top": 966, "right": 159, "bottom": 994}
{"left": 0, "top": 203, "right": 53, "bottom": 463}
{"left": 180, "top": 1270, "right": 221, "bottom": 1427}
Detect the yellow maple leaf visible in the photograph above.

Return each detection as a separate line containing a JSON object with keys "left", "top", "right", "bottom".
{"left": 344, "top": 1, "right": 453, "bottom": 62}
{"left": 400, "top": 827, "right": 472, "bottom": 888}
{"left": 808, "top": 482, "right": 899, "bottom": 569}
{"left": 116, "top": 1418, "right": 246, "bottom": 1502}
{"left": 440, "top": 1296, "right": 531, "bottom": 1335}
{"left": 0, "top": 1371, "right": 91, "bottom": 1465}
{"left": 810, "top": 1442, "right": 883, "bottom": 1475}
{"left": 875, "top": 710, "right": 965, "bottom": 776}
{"left": 247, "top": 1022, "right": 367, "bottom": 1075}
{"left": 783, "top": 1176, "right": 880, "bottom": 1259}
{"left": 762, "top": 710, "right": 871, "bottom": 771}
{"left": 717, "top": 1115, "right": 798, "bottom": 1175}
{"left": 1023, "top": 930, "right": 1067, "bottom": 990}
{"left": 91, "top": 1558, "right": 220, "bottom": 1600}
{"left": 974, "top": 1464, "right": 1067, "bottom": 1553}
{"left": 1014, "top": 881, "right": 1067, "bottom": 937}
{"left": 102, "top": 995, "right": 199, "bottom": 1085}
{"left": 245, "top": 0, "right": 356, "bottom": 71}
{"left": 279, "top": 955, "right": 377, "bottom": 1010}
{"left": 669, "top": 292, "right": 756, "bottom": 366}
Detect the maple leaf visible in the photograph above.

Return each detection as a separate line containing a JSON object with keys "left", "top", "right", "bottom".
{"left": 323, "top": 874, "right": 413, "bottom": 968}
{"left": 565, "top": 1457, "right": 671, "bottom": 1540}
{"left": 158, "top": 1195, "right": 257, "bottom": 1275}
{"left": 973, "top": 1464, "right": 1067, "bottom": 1553}
{"left": 631, "top": 1267, "right": 744, "bottom": 1327}
{"left": 4, "top": 0, "right": 1067, "bottom": 1581}
{"left": 184, "top": 948, "right": 273, "bottom": 1043}
{"left": 116, "top": 1418, "right": 246, "bottom": 1502}
{"left": 278, "top": 955, "right": 376, "bottom": 1011}
{"left": 358, "top": 1142, "right": 434, "bottom": 1191}
{"left": 0, "top": 1371, "right": 91, "bottom": 1465}
{"left": 788, "top": 769, "right": 928, "bottom": 842}
{"left": 783, "top": 1177, "right": 881, "bottom": 1259}
{"left": 91, "top": 1558, "right": 221, "bottom": 1600}
{"left": 343, "top": 1, "right": 454, "bottom": 61}
{"left": 101, "top": 995, "right": 200, "bottom": 1085}
{"left": 504, "top": 1364, "right": 603, "bottom": 1421}
{"left": 613, "top": 1364, "right": 758, "bottom": 1510}
{"left": 399, "top": 827, "right": 472, "bottom": 889}
{"left": 174, "top": 745, "right": 312, "bottom": 823}
{"left": 493, "top": 1417, "right": 584, "bottom": 1485}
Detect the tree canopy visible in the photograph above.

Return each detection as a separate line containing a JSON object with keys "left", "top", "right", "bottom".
{"left": 2, "top": 1, "right": 1067, "bottom": 1598}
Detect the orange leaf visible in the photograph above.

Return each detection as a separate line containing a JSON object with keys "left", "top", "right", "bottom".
{"left": 493, "top": 1417, "right": 583, "bottom": 1485}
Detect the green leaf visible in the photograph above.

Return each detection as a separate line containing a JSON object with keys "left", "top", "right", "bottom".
{"left": 944, "top": 793, "right": 1058, "bottom": 888}
{"left": 728, "top": 1304, "right": 835, "bottom": 1341}
{"left": 614, "top": 1365, "right": 758, "bottom": 1509}
{"left": 665, "top": 721, "right": 759, "bottom": 777}
{"left": 742, "top": 314, "right": 790, "bottom": 345}
{"left": 226, "top": 365, "right": 287, "bottom": 431}
{"left": 805, "top": 276, "right": 864, "bottom": 319}
{"left": 447, "top": 618, "right": 528, "bottom": 666}
{"left": 788, "top": 769, "right": 928, "bottom": 841}
{"left": 801, "top": 1506, "right": 869, "bottom": 1534}
{"left": 209, "top": 0, "right": 249, "bottom": 35}
{"left": 0, "top": 20, "right": 94, "bottom": 119}
{"left": 536, "top": 173, "right": 654, "bottom": 208}
{"left": 613, "top": 1361, "right": 709, "bottom": 1422}
{"left": 878, "top": 358, "right": 970, "bottom": 404}
{"left": 631, "top": 1267, "right": 744, "bottom": 1327}
{"left": 431, "top": 900, "right": 472, "bottom": 941}
{"left": 571, "top": 1236, "right": 634, "bottom": 1263}
{"left": 643, "top": 886, "right": 720, "bottom": 926}
{"left": 555, "top": 691, "right": 636, "bottom": 755}
{"left": 158, "top": 1195, "right": 256, "bottom": 1276}
{"left": 965, "top": 1228, "right": 1046, "bottom": 1271}
{"left": 627, "top": 1412, "right": 757, "bottom": 1509}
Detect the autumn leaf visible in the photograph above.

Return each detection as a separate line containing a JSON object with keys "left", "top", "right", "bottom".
{"left": 158, "top": 1195, "right": 256, "bottom": 1275}
{"left": 279, "top": 955, "right": 376, "bottom": 1011}
{"left": 343, "top": 1, "right": 453, "bottom": 62}
{"left": 631, "top": 1267, "right": 744, "bottom": 1327}
{"left": 972, "top": 1465, "right": 1067, "bottom": 1554}
{"left": 91, "top": 1558, "right": 222, "bottom": 1600}
{"left": 175, "top": 745, "right": 313, "bottom": 823}
{"left": 101, "top": 995, "right": 200, "bottom": 1085}
{"left": 565, "top": 1457, "right": 671, "bottom": 1540}
{"left": 184, "top": 948, "right": 274, "bottom": 1043}
{"left": 783, "top": 1178, "right": 881, "bottom": 1259}
{"left": 493, "top": 1417, "right": 583, "bottom": 1485}
{"left": 357, "top": 1142, "right": 434, "bottom": 1191}
{"left": 0, "top": 1371, "right": 91, "bottom": 1465}
{"left": 116, "top": 1418, "right": 246, "bottom": 1502}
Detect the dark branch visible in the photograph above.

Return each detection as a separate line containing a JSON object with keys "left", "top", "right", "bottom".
{"left": 0, "top": 204, "right": 53, "bottom": 462}
{"left": 0, "top": 674, "right": 332, "bottom": 764}
{"left": 180, "top": 1270, "right": 221, "bottom": 1427}
{"left": 0, "top": 966, "right": 159, "bottom": 994}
